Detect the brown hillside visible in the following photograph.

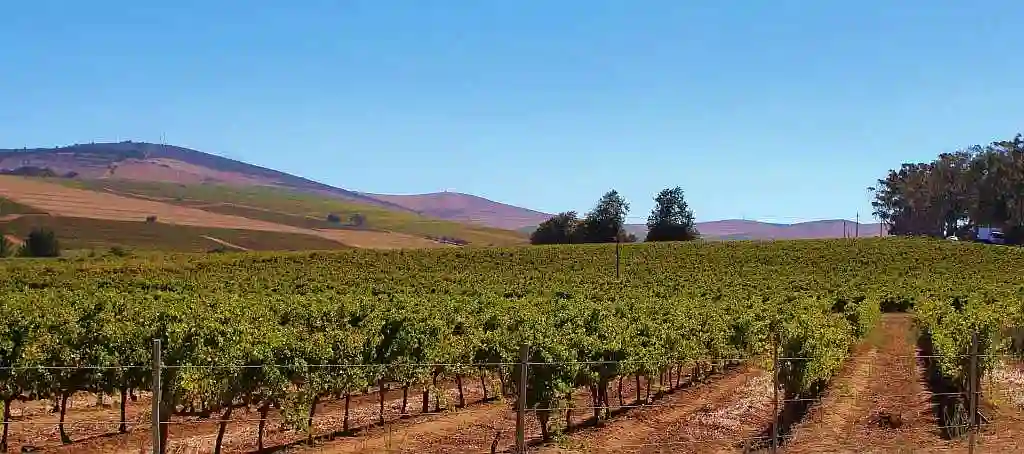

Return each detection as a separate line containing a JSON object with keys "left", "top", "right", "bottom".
{"left": 0, "top": 142, "right": 883, "bottom": 241}
{"left": 365, "top": 191, "right": 552, "bottom": 230}
{"left": 0, "top": 142, "right": 415, "bottom": 211}
{"left": 0, "top": 176, "right": 446, "bottom": 249}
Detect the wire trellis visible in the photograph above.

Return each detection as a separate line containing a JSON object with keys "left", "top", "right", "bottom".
{"left": 0, "top": 344, "right": 1018, "bottom": 453}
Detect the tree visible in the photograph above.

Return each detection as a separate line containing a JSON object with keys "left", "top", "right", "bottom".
{"left": 530, "top": 212, "right": 580, "bottom": 245}
{"left": 645, "top": 187, "right": 699, "bottom": 242}
{"left": 350, "top": 213, "right": 366, "bottom": 227}
{"left": 578, "top": 190, "right": 630, "bottom": 243}
{"left": 20, "top": 227, "right": 59, "bottom": 257}
{"left": 870, "top": 133, "right": 1024, "bottom": 241}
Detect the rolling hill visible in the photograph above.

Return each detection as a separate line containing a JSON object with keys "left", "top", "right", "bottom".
{"left": 519, "top": 219, "right": 887, "bottom": 240}
{"left": 623, "top": 219, "right": 887, "bottom": 240}
{"left": 0, "top": 141, "right": 413, "bottom": 211}
{"left": 0, "top": 142, "right": 529, "bottom": 251}
{"left": 364, "top": 191, "right": 551, "bottom": 230}
{"left": 0, "top": 141, "right": 885, "bottom": 248}
{"left": 359, "top": 192, "right": 887, "bottom": 240}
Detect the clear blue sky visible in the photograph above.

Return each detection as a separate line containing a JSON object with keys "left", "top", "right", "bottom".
{"left": 2, "top": 1, "right": 1023, "bottom": 223}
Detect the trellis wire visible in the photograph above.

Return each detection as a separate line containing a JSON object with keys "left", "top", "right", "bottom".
{"left": 0, "top": 335, "right": 1013, "bottom": 453}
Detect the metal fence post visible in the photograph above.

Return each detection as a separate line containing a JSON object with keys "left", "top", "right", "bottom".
{"left": 968, "top": 331, "right": 979, "bottom": 454}
{"left": 516, "top": 344, "right": 528, "bottom": 453}
{"left": 151, "top": 338, "right": 162, "bottom": 454}
{"left": 772, "top": 333, "right": 780, "bottom": 454}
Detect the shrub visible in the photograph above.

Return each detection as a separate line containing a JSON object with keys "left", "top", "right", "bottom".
{"left": 0, "top": 233, "right": 13, "bottom": 257}
{"left": 349, "top": 213, "right": 366, "bottom": 227}
{"left": 20, "top": 227, "right": 60, "bottom": 257}
{"left": 326, "top": 213, "right": 342, "bottom": 223}
{"left": 145, "top": 215, "right": 158, "bottom": 223}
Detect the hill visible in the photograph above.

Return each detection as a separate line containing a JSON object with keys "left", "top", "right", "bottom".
{"left": 518, "top": 219, "right": 886, "bottom": 240}
{"left": 0, "top": 141, "right": 882, "bottom": 245}
{"left": 517, "top": 219, "right": 885, "bottom": 241}
{"left": 624, "top": 219, "right": 887, "bottom": 240}
{"left": 0, "top": 141, "right": 414, "bottom": 211}
{"left": 708, "top": 219, "right": 885, "bottom": 239}
{"left": 372, "top": 191, "right": 889, "bottom": 240}
{"left": 364, "top": 191, "right": 551, "bottom": 230}
{"left": 0, "top": 142, "right": 529, "bottom": 251}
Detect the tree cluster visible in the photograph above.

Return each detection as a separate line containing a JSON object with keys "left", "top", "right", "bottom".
{"left": 0, "top": 227, "right": 61, "bottom": 258}
{"left": 870, "top": 134, "right": 1024, "bottom": 241}
{"left": 530, "top": 187, "right": 699, "bottom": 245}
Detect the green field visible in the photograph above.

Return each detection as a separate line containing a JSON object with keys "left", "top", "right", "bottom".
{"left": 0, "top": 215, "right": 347, "bottom": 253}
{"left": 59, "top": 179, "right": 528, "bottom": 246}
{"left": 0, "top": 197, "right": 45, "bottom": 216}
{"left": 0, "top": 238, "right": 1020, "bottom": 451}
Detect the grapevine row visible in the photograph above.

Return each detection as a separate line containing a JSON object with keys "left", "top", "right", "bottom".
{"left": 0, "top": 238, "right": 1018, "bottom": 452}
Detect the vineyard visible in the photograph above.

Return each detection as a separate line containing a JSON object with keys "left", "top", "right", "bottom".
{"left": 0, "top": 238, "right": 1022, "bottom": 453}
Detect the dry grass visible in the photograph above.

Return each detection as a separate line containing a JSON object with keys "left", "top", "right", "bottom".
{"left": 0, "top": 215, "right": 348, "bottom": 252}
{"left": 65, "top": 179, "right": 528, "bottom": 247}
{"left": 988, "top": 361, "right": 1024, "bottom": 410}
{"left": 0, "top": 176, "right": 446, "bottom": 249}
{"left": 106, "top": 158, "right": 270, "bottom": 186}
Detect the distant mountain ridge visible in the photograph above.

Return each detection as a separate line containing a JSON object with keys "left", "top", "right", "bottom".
{"left": 623, "top": 219, "right": 887, "bottom": 240}
{"left": 513, "top": 219, "right": 886, "bottom": 240}
{"left": 363, "top": 191, "right": 552, "bottom": 230}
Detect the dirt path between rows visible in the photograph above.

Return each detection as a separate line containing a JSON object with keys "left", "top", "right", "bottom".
{"left": 298, "top": 365, "right": 767, "bottom": 454}
{"left": 301, "top": 371, "right": 688, "bottom": 453}
{"left": 538, "top": 366, "right": 770, "bottom": 454}
{"left": 7, "top": 378, "right": 487, "bottom": 453}
{"left": 784, "top": 313, "right": 956, "bottom": 454}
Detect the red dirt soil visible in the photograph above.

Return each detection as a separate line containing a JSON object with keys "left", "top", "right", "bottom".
{"left": 783, "top": 313, "right": 954, "bottom": 453}
{"left": 3, "top": 378, "right": 488, "bottom": 453}
{"left": 782, "top": 313, "right": 1024, "bottom": 454}
{"left": 299, "top": 364, "right": 756, "bottom": 453}
{"left": 538, "top": 366, "right": 772, "bottom": 454}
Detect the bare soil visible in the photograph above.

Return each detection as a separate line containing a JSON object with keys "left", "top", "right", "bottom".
{"left": 974, "top": 360, "right": 1024, "bottom": 452}
{"left": 785, "top": 314, "right": 959, "bottom": 453}
{"left": 297, "top": 373, "right": 671, "bottom": 453}
{"left": 299, "top": 365, "right": 760, "bottom": 454}
{"left": 537, "top": 366, "right": 772, "bottom": 454}
{"left": 3, "top": 378, "right": 488, "bottom": 453}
